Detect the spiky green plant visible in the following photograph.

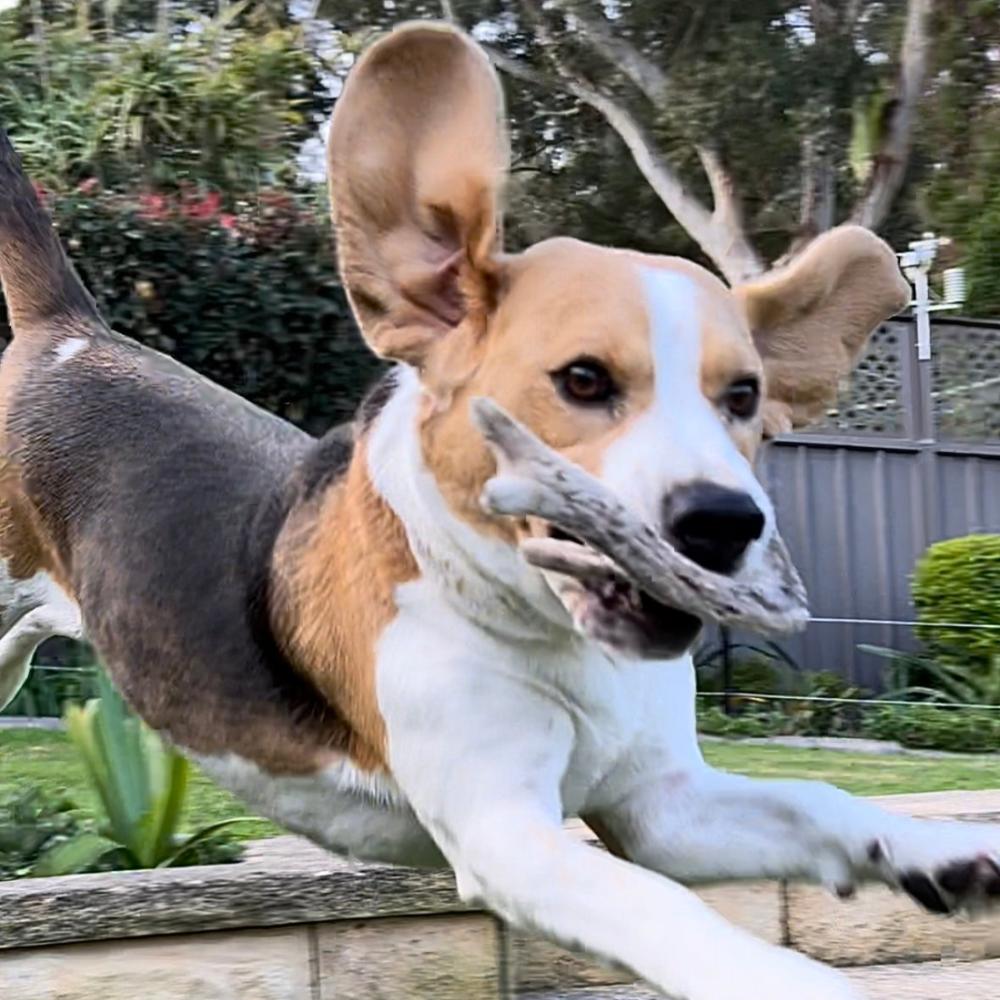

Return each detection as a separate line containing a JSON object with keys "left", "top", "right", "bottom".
{"left": 862, "top": 646, "right": 1000, "bottom": 707}
{"left": 37, "top": 672, "right": 249, "bottom": 875}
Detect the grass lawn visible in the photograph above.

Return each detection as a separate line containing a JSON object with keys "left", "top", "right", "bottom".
{"left": 2, "top": 729, "right": 999, "bottom": 842}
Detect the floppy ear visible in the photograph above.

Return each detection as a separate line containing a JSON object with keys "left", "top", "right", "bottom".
{"left": 734, "top": 226, "right": 911, "bottom": 436}
{"left": 327, "top": 22, "right": 508, "bottom": 366}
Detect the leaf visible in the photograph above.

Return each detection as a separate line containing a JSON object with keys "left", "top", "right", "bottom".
{"left": 149, "top": 751, "right": 190, "bottom": 867}
{"left": 32, "top": 833, "right": 116, "bottom": 877}
{"left": 159, "top": 818, "right": 256, "bottom": 868}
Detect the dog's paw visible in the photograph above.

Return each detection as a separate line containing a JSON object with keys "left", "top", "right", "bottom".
{"left": 867, "top": 819, "right": 1000, "bottom": 916}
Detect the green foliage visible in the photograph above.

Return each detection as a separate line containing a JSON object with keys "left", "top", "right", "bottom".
{"left": 862, "top": 646, "right": 1000, "bottom": 707}
{"left": 0, "top": 185, "right": 380, "bottom": 431}
{"left": 696, "top": 670, "right": 867, "bottom": 739}
{"left": 320, "top": 1, "right": 950, "bottom": 268}
{"left": 695, "top": 653, "right": 783, "bottom": 695}
{"left": 911, "top": 534, "right": 1000, "bottom": 667}
{"left": 699, "top": 692, "right": 1000, "bottom": 754}
{"left": 56, "top": 672, "right": 247, "bottom": 874}
{"left": 786, "top": 672, "right": 867, "bottom": 737}
{"left": 696, "top": 705, "right": 789, "bottom": 739}
{"left": 0, "top": 787, "right": 82, "bottom": 879}
{"left": 694, "top": 635, "right": 800, "bottom": 694}
{"left": 2, "top": 665, "right": 98, "bottom": 718}
{"left": 0, "top": 4, "right": 332, "bottom": 195}
{"left": 863, "top": 705, "right": 1000, "bottom": 754}
{"left": 965, "top": 189, "right": 1000, "bottom": 316}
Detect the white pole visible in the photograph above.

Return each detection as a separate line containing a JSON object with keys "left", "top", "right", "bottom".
{"left": 913, "top": 266, "right": 932, "bottom": 361}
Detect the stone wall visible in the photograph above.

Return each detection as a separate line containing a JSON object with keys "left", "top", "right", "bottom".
{"left": 2, "top": 792, "right": 1000, "bottom": 999}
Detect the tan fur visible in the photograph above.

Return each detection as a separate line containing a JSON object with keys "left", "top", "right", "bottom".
{"left": 419, "top": 241, "right": 764, "bottom": 538}
{"left": 0, "top": 335, "right": 73, "bottom": 590}
{"left": 327, "top": 23, "right": 507, "bottom": 365}
{"left": 327, "top": 24, "right": 907, "bottom": 553}
{"left": 272, "top": 440, "right": 420, "bottom": 771}
{"left": 735, "top": 226, "right": 911, "bottom": 435}
{"left": 0, "top": 491, "right": 61, "bottom": 584}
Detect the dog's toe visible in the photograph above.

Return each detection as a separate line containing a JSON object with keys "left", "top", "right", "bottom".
{"left": 900, "top": 870, "right": 952, "bottom": 914}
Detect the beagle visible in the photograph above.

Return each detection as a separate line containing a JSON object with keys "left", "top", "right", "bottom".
{"left": 1, "top": 22, "right": 997, "bottom": 1000}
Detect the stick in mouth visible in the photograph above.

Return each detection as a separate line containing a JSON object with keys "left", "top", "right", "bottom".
{"left": 470, "top": 397, "right": 809, "bottom": 644}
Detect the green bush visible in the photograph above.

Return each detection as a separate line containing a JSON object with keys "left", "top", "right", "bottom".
{"left": 0, "top": 788, "right": 82, "bottom": 879}
{"left": 2, "top": 665, "right": 98, "bottom": 718}
{"left": 696, "top": 704, "right": 790, "bottom": 738}
{"left": 0, "top": 185, "right": 383, "bottom": 433}
{"left": 785, "top": 672, "right": 868, "bottom": 737}
{"left": 695, "top": 654, "right": 784, "bottom": 695}
{"left": 863, "top": 704, "right": 1000, "bottom": 754}
{"left": 912, "top": 534, "right": 1000, "bottom": 668}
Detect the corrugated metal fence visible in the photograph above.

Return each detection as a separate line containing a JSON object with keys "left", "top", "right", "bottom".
{"left": 757, "top": 315, "right": 1000, "bottom": 689}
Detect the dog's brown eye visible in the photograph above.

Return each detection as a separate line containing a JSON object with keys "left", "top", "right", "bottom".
{"left": 723, "top": 378, "right": 760, "bottom": 420}
{"left": 554, "top": 360, "right": 618, "bottom": 405}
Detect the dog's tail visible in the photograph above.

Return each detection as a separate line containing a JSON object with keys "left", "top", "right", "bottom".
{"left": 0, "top": 127, "right": 103, "bottom": 337}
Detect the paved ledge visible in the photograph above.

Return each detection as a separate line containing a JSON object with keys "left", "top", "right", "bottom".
{"left": 0, "top": 716, "right": 64, "bottom": 730}
{"left": 700, "top": 734, "right": 1000, "bottom": 759}
{"left": 786, "top": 790, "right": 1000, "bottom": 968}
{"left": 2, "top": 789, "right": 998, "bottom": 974}
{"left": 0, "top": 838, "right": 466, "bottom": 951}
{"left": 528, "top": 960, "right": 1000, "bottom": 998}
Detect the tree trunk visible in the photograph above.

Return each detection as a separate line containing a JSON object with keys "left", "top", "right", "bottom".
{"left": 30, "top": 0, "right": 49, "bottom": 92}
{"left": 156, "top": 0, "right": 171, "bottom": 37}
{"left": 799, "top": 128, "right": 836, "bottom": 236}
{"left": 850, "top": 0, "right": 934, "bottom": 229}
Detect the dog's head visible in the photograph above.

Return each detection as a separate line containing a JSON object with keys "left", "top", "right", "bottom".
{"left": 328, "top": 23, "right": 910, "bottom": 657}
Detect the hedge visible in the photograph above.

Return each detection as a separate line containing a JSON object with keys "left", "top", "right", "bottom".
{"left": 0, "top": 183, "right": 384, "bottom": 433}
{"left": 912, "top": 534, "right": 1000, "bottom": 667}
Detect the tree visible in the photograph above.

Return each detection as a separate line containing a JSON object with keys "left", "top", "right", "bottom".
{"left": 914, "top": 0, "right": 1000, "bottom": 315}
{"left": 0, "top": 0, "right": 333, "bottom": 196}
{"left": 319, "top": 0, "right": 937, "bottom": 283}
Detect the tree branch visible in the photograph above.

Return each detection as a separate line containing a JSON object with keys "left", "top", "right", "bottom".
{"left": 512, "top": 2, "right": 763, "bottom": 282}
{"left": 695, "top": 143, "right": 751, "bottom": 234}
{"left": 850, "top": 0, "right": 934, "bottom": 229}
{"left": 550, "top": 0, "right": 669, "bottom": 104}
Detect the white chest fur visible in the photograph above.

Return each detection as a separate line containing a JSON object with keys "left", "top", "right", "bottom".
{"left": 365, "top": 368, "right": 704, "bottom": 818}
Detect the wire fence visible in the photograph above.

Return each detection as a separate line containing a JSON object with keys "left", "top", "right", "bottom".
{"left": 697, "top": 692, "right": 1000, "bottom": 712}
{"left": 809, "top": 617, "right": 1000, "bottom": 631}
{"left": 4, "top": 618, "right": 998, "bottom": 721}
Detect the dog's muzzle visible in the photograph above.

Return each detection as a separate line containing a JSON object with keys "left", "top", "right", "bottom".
{"left": 470, "top": 397, "right": 809, "bottom": 657}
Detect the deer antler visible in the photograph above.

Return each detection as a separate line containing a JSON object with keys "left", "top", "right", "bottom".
{"left": 471, "top": 397, "right": 809, "bottom": 636}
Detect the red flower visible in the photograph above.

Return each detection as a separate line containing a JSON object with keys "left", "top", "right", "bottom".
{"left": 76, "top": 177, "right": 100, "bottom": 195}
{"left": 218, "top": 213, "right": 238, "bottom": 232}
{"left": 183, "top": 191, "right": 222, "bottom": 220}
{"left": 138, "top": 193, "right": 171, "bottom": 220}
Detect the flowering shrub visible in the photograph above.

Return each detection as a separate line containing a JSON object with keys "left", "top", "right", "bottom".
{"left": 1, "top": 183, "right": 383, "bottom": 432}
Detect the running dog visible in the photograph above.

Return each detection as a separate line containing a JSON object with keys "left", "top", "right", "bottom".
{"left": 1, "top": 22, "right": 997, "bottom": 1000}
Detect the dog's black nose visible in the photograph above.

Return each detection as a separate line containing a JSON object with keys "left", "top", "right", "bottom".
{"left": 664, "top": 482, "right": 765, "bottom": 575}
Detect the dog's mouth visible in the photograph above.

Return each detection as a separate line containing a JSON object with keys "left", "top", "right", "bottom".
{"left": 471, "top": 397, "right": 811, "bottom": 655}
{"left": 542, "top": 527, "right": 703, "bottom": 659}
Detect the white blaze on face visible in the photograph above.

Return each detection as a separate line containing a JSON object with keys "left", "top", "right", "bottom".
{"left": 601, "top": 266, "right": 773, "bottom": 545}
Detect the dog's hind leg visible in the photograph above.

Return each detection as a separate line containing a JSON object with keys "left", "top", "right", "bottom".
{"left": 0, "top": 572, "right": 83, "bottom": 710}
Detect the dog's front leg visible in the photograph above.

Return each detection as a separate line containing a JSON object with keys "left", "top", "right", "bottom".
{"left": 588, "top": 765, "right": 1000, "bottom": 912}
{"left": 377, "top": 635, "right": 861, "bottom": 999}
